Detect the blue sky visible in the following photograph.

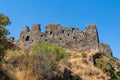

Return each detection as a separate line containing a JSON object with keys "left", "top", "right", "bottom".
{"left": 0, "top": 0, "right": 120, "bottom": 59}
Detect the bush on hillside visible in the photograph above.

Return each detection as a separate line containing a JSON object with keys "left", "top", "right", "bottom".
{"left": 30, "top": 43, "right": 70, "bottom": 61}
{"left": 81, "top": 53, "right": 87, "bottom": 58}
{"left": 29, "top": 43, "right": 70, "bottom": 79}
{"left": 95, "top": 53, "right": 120, "bottom": 80}
{"left": 3, "top": 43, "right": 70, "bottom": 79}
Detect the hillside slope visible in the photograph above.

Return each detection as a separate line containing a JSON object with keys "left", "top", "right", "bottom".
{"left": 0, "top": 43, "right": 120, "bottom": 80}
{"left": 61, "top": 50, "right": 110, "bottom": 80}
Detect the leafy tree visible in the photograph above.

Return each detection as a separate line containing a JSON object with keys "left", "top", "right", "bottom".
{"left": 0, "top": 13, "right": 11, "bottom": 51}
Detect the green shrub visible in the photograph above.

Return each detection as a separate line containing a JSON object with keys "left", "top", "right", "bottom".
{"left": 81, "top": 53, "right": 87, "bottom": 58}
{"left": 31, "top": 43, "right": 70, "bottom": 61}
{"left": 0, "top": 14, "right": 11, "bottom": 48}
{"left": 29, "top": 43, "right": 70, "bottom": 79}
{"left": 95, "top": 53, "right": 120, "bottom": 80}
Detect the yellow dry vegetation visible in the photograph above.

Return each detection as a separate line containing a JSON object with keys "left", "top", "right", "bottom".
{"left": 2, "top": 49, "right": 110, "bottom": 80}
{"left": 65, "top": 50, "right": 110, "bottom": 80}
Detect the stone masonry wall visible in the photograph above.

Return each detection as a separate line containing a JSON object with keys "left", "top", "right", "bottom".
{"left": 17, "top": 24, "right": 112, "bottom": 57}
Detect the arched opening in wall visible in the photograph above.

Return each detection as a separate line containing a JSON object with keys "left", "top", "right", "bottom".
{"left": 41, "top": 35, "right": 43, "bottom": 37}
{"left": 45, "top": 39, "right": 47, "bottom": 41}
{"left": 23, "top": 36, "right": 24, "bottom": 39}
{"left": 50, "top": 31, "right": 53, "bottom": 35}
{"left": 72, "top": 28, "right": 75, "bottom": 33}
{"left": 25, "top": 36, "right": 30, "bottom": 41}
{"left": 60, "top": 38, "right": 62, "bottom": 40}
{"left": 73, "top": 37, "right": 75, "bottom": 39}
{"left": 68, "top": 33, "right": 69, "bottom": 36}
{"left": 62, "top": 30, "right": 65, "bottom": 34}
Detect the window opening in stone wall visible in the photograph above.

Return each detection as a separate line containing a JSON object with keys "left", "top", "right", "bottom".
{"left": 45, "top": 39, "right": 47, "bottom": 41}
{"left": 25, "top": 36, "right": 30, "bottom": 41}
{"left": 68, "top": 33, "right": 69, "bottom": 36}
{"left": 50, "top": 31, "right": 53, "bottom": 35}
{"left": 73, "top": 37, "right": 75, "bottom": 39}
{"left": 41, "top": 35, "right": 43, "bottom": 37}
{"left": 62, "top": 30, "right": 66, "bottom": 34}
{"left": 60, "top": 38, "right": 62, "bottom": 40}
{"left": 72, "top": 28, "right": 75, "bottom": 33}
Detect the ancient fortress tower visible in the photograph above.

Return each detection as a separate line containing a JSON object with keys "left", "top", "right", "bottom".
{"left": 17, "top": 24, "right": 112, "bottom": 57}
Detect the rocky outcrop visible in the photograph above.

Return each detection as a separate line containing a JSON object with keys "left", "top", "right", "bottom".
{"left": 5, "top": 37, "right": 19, "bottom": 50}
{"left": 46, "top": 67, "right": 82, "bottom": 80}
{"left": 99, "top": 43, "right": 112, "bottom": 57}
{"left": 17, "top": 24, "right": 112, "bottom": 57}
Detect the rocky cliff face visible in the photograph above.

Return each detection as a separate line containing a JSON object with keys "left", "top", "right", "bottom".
{"left": 17, "top": 24, "right": 112, "bottom": 57}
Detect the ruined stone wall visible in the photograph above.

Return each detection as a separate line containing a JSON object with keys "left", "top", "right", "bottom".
{"left": 17, "top": 24, "right": 112, "bottom": 56}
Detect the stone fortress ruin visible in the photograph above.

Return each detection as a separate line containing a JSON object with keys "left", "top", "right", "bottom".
{"left": 17, "top": 24, "right": 112, "bottom": 57}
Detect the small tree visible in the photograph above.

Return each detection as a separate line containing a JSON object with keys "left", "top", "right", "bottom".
{"left": 0, "top": 13, "right": 11, "bottom": 52}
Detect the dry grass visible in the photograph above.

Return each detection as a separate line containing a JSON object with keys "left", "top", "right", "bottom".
{"left": 3, "top": 50, "right": 41, "bottom": 80}
{"left": 4, "top": 49, "right": 25, "bottom": 60}
{"left": 16, "top": 70, "right": 25, "bottom": 80}
{"left": 2, "top": 43, "right": 70, "bottom": 80}
{"left": 2, "top": 49, "right": 110, "bottom": 80}
{"left": 64, "top": 50, "right": 110, "bottom": 80}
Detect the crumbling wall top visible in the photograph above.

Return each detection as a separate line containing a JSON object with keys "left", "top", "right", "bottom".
{"left": 45, "top": 24, "right": 61, "bottom": 32}
{"left": 23, "top": 26, "right": 30, "bottom": 32}
{"left": 32, "top": 24, "right": 41, "bottom": 32}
